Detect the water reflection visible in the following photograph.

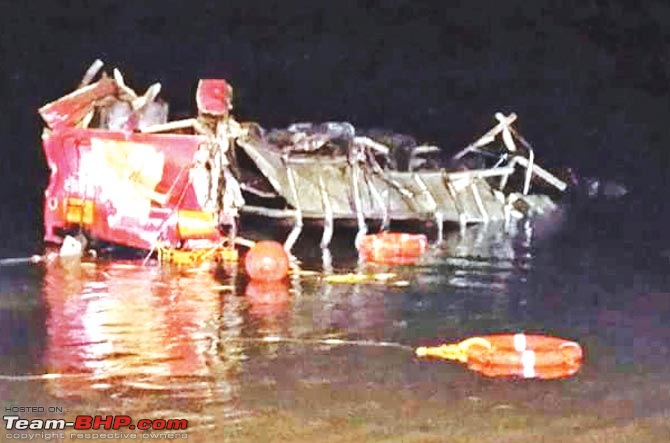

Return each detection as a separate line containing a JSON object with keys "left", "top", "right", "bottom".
{"left": 39, "top": 258, "right": 402, "bottom": 419}
{"left": 43, "top": 260, "right": 242, "bottom": 421}
{"left": 244, "top": 280, "right": 292, "bottom": 336}
{"left": 397, "top": 222, "right": 536, "bottom": 342}
{"left": 31, "top": 216, "right": 670, "bottom": 424}
{"left": 41, "top": 223, "right": 537, "bottom": 405}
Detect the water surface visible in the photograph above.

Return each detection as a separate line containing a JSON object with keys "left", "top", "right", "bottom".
{"left": 1, "top": 202, "right": 670, "bottom": 442}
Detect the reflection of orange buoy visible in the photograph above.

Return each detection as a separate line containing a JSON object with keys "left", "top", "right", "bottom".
{"left": 358, "top": 232, "right": 428, "bottom": 265}
{"left": 244, "top": 241, "right": 289, "bottom": 281}
{"left": 245, "top": 280, "right": 291, "bottom": 319}
{"left": 416, "top": 333, "right": 583, "bottom": 380}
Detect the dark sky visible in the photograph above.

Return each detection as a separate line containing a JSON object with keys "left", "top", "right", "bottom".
{"left": 1, "top": 0, "right": 669, "bottom": 236}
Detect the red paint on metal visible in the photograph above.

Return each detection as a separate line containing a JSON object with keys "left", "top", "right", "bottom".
{"left": 39, "top": 78, "right": 118, "bottom": 129}
{"left": 196, "top": 79, "right": 232, "bottom": 116}
{"left": 42, "top": 127, "right": 223, "bottom": 250}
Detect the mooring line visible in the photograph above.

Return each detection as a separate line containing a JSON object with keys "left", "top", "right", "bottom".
{"left": 233, "top": 336, "right": 415, "bottom": 352}
{"left": 0, "top": 255, "right": 46, "bottom": 267}
{"left": 0, "top": 337, "right": 413, "bottom": 382}
{"left": 0, "top": 373, "right": 93, "bottom": 381}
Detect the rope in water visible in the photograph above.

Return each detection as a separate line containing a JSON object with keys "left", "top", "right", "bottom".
{"left": 0, "top": 373, "right": 93, "bottom": 381}
{"left": 0, "top": 336, "right": 414, "bottom": 382}
{"left": 0, "top": 255, "right": 46, "bottom": 267}
{"left": 235, "top": 336, "right": 415, "bottom": 351}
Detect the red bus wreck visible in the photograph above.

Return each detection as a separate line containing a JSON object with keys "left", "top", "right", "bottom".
{"left": 40, "top": 64, "right": 240, "bottom": 263}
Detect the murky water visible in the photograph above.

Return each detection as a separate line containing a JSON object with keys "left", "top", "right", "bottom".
{"left": 1, "top": 202, "right": 670, "bottom": 441}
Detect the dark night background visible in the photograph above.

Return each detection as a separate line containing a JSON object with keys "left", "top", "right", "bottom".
{"left": 1, "top": 0, "right": 668, "bottom": 254}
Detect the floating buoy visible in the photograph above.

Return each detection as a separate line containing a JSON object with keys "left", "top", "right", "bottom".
{"left": 416, "top": 333, "right": 583, "bottom": 380}
{"left": 244, "top": 241, "right": 290, "bottom": 282}
{"left": 358, "top": 232, "right": 428, "bottom": 265}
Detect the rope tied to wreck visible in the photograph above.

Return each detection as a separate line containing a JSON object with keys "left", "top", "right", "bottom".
{"left": 0, "top": 254, "right": 57, "bottom": 267}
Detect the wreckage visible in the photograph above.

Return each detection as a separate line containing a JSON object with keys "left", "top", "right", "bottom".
{"left": 39, "top": 60, "right": 567, "bottom": 260}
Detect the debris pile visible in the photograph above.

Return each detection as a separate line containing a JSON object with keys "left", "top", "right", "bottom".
{"left": 39, "top": 60, "right": 568, "bottom": 260}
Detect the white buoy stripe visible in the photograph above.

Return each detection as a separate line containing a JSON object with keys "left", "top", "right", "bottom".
{"left": 513, "top": 333, "right": 527, "bottom": 352}
{"left": 521, "top": 349, "right": 536, "bottom": 378}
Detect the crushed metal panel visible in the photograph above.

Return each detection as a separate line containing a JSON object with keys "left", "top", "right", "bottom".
{"left": 383, "top": 173, "right": 438, "bottom": 214}
{"left": 39, "top": 78, "right": 117, "bottom": 129}
{"left": 446, "top": 177, "right": 496, "bottom": 222}
{"left": 42, "top": 127, "right": 221, "bottom": 250}
{"left": 363, "top": 173, "right": 416, "bottom": 215}
{"left": 236, "top": 139, "right": 286, "bottom": 192}
{"left": 290, "top": 162, "right": 356, "bottom": 214}
{"left": 236, "top": 137, "right": 511, "bottom": 222}
{"left": 87, "top": 137, "right": 166, "bottom": 207}
{"left": 196, "top": 79, "right": 233, "bottom": 116}
{"left": 417, "top": 173, "right": 461, "bottom": 213}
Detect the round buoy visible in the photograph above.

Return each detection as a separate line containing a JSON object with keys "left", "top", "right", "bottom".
{"left": 244, "top": 241, "right": 290, "bottom": 281}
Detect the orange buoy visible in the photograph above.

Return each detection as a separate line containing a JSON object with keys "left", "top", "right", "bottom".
{"left": 416, "top": 333, "right": 583, "bottom": 380}
{"left": 358, "top": 232, "right": 428, "bottom": 265}
{"left": 244, "top": 241, "right": 290, "bottom": 282}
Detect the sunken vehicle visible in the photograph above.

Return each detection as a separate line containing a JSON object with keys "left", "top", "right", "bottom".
{"left": 39, "top": 61, "right": 567, "bottom": 256}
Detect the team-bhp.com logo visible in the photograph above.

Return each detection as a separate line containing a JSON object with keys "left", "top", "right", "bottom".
{"left": 4, "top": 415, "right": 189, "bottom": 440}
